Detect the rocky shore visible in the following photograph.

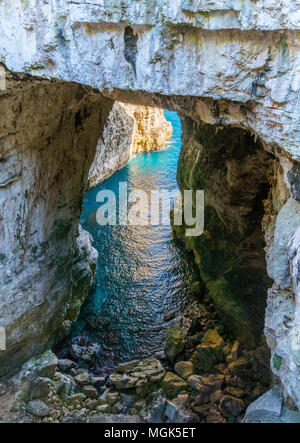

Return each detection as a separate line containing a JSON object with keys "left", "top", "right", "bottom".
{"left": 0, "top": 296, "right": 271, "bottom": 423}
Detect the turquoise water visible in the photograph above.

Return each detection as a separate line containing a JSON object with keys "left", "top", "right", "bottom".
{"left": 73, "top": 111, "right": 199, "bottom": 371}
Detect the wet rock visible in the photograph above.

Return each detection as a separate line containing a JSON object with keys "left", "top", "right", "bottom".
{"left": 30, "top": 377, "right": 52, "bottom": 400}
{"left": 26, "top": 400, "right": 51, "bottom": 418}
{"left": 202, "top": 329, "right": 225, "bottom": 361}
{"left": 161, "top": 372, "right": 188, "bottom": 400}
{"left": 174, "top": 361, "right": 194, "bottom": 380}
{"left": 226, "top": 341, "right": 242, "bottom": 364}
{"left": 165, "top": 326, "right": 186, "bottom": 362}
{"left": 192, "top": 344, "right": 216, "bottom": 374}
{"left": 83, "top": 385, "right": 98, "bottom": 400}
{"left": 219, "top": 395, "right": 245, "bottom": 417}
{"left": 58, "top": 359, "right": 75, "bottom": 372}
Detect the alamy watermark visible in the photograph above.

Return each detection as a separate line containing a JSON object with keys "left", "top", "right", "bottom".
{"left": 0, "top": 327, "right": 6, "bottom": 351}
{"left": 0, "top": 66, "right": 6, "bottom": 91}
{"left": 96, "top": 183, "right": 204, "bottom": 237}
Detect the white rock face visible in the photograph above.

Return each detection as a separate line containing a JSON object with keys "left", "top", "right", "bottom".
{"left": 0, "top": 0, "right": 300, "bottom": 410}
{"left": 88, "top": 102, "right": 172, "bottom": 187}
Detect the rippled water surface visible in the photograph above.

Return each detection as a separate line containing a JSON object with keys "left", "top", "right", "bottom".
{"left": 74, "top": 111, "right": 199, "bottom": 369}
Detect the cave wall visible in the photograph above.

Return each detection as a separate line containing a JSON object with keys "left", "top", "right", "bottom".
{"left": 0, "top": 69, "right": 113, "bottom": 375}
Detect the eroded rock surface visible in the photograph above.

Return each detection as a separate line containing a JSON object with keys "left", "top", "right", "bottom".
{"left": 88, "top": 102, "right": 172, "bottom": 187}
{"left": 0, "top": 70, "right": 113, "bottom": 375}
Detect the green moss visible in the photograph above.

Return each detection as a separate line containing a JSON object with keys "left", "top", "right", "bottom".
{"left": 273, "top": 353, "right": 282, "bottom": 371}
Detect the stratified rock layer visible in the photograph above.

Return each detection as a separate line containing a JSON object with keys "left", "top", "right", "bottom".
{"left": 88, "top": 102, "right": 172, "bottom": 187}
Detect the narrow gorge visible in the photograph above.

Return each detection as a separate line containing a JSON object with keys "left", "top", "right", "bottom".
{"left": 0, "top": 0, "right": 300, "bottom": 425}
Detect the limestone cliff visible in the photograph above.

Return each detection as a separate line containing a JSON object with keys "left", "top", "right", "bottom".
{"left": 88, "top": 102, "right": 172, "bottom": 187}
{"left": 0, "top": 0, "right": 300, "bottom": 411}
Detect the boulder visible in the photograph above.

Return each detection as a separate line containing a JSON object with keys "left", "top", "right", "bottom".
{"left": 89, "top": 414, "right": 142, "bottom": 424}
{"left": 165, "top": 326, "right": 186, "bottom": 362}
{"left": 140, "top": 390, "right": 167, "bottom": 423}
{"left": 174, "top": 361, "right": 194, "bottom": 380}
{"left": 202, "top": 329, "right": 225, "bottom": 361}
{"left": 58, "top": 359, "right": 75, "bottom": 372}
{"left": 104, "top": 390, "right": 119, "bottom": 407}
{"left": 200, "top": 374, "right": 224, "bottom": 392}
{"left": 83, "top": 385, "right": 98, "bottom": 400}
{"left": 192, "top": 344, "right": 216, "bottom": 374}
{"left": 162, "top": 372, "right": 188, "bottom": 399}
{"left": 85, "top": 399, "right": 98, "bottom": 411}
{"left": 165, "top": 400, "right": 200, "bottom": 423}
{"left": 74, "top": 371, "right": 90, "bottom": 386}
{"left": 36, "top": 351, "right": 58, "bottom": 379}
{"left": 55, "top": 373, "right": 77, "bottom": 397}
{"left": 110, "top": 373, "right": 139, "bottom": 390}
{"left": 228, "top": 358, "right": 250, "bottom": 377}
